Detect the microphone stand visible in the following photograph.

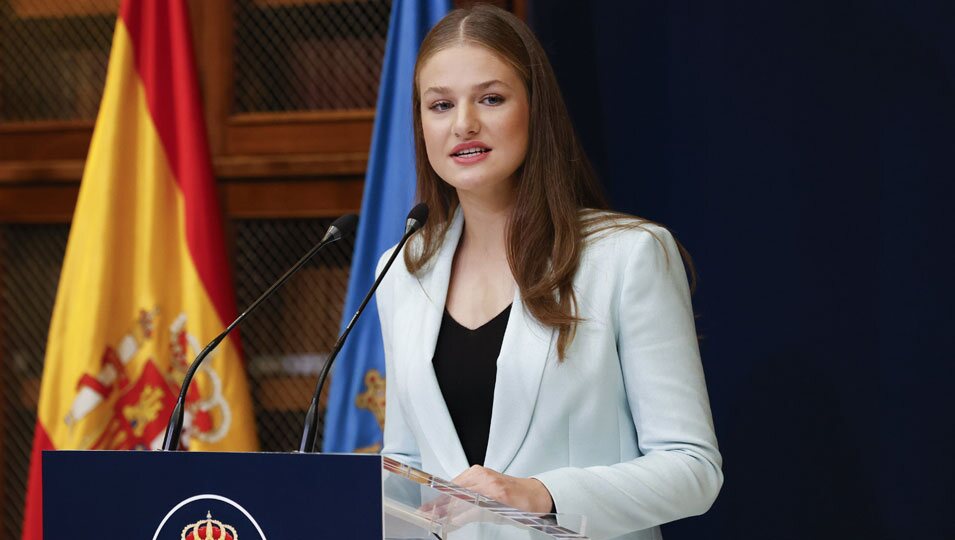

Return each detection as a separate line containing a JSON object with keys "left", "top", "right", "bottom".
{"left": 298, "top": 204, "right": 428, "bottom": 453}
{"left": 160, "top": 215, "right": 357, "bottom": 451}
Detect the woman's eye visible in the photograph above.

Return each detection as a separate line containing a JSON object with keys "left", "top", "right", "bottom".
{"left": 429, "top": 101, "right": 452, "bottom": 112}
{"left": 481, "top": 95, "right": 504, "bottom": 106}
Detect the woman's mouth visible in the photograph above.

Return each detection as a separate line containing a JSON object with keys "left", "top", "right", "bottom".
{"left": 451, "top": 145, "right": 491, "bottom": 164}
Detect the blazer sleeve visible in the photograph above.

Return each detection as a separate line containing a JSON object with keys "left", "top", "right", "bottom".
{"left": 533, "top": 227, "right": 723, "bottom": 538}
{"left": 377, "top": 248, "right": 423, "bottom": 470}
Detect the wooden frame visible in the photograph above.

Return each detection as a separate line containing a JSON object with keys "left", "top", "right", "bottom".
{"left": 0, "top": 0, "right": 376, "bottom": 224}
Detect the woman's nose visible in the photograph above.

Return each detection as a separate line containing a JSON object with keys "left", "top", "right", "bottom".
{"left": 453, "top": 105, "right": 480, "bottom": 138}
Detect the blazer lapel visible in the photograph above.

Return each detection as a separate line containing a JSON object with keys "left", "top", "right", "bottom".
{"left": 483, "top": 291, "right": 554, "bottom": 473}
{"left": 397, "top": 208, "right": 553, "bottom": 476}
{"left": 400, "top": 209, "right": 470, "bottom": 476}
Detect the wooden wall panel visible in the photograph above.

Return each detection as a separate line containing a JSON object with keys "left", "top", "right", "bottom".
{"left": 0, "top": 178, "right": 365, "bottom": 224}
{"left": 0, "top": 122, "right": 93, "bottom": 162}
{"left": 0, "top": 184, "right": 80, "bottom": 224}
{"left": 9, "top": 0, "right": 118, "bottom": 18}
{"left": 225, "top": 111, "right": 375, "bottom": 156}
{"left": 223, "top": 178, "right": 364, "bottom": 219}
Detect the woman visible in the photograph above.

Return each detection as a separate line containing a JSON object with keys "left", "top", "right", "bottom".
{"left": 377, "top": 5, "right": 722, "bottom": 539}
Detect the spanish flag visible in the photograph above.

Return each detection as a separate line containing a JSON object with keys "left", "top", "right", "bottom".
{"left": 21, "top": 1, "right": 258, "bottom": 538}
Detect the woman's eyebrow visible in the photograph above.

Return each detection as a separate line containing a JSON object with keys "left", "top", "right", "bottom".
{"left": 473, "top": 79, "right": 508, "bottom": 91}
{"left": 423, "top": 85, "right": 451, "bottom": 97}
{"left": 423, "top": 79, "right": 509, "bottom": 97}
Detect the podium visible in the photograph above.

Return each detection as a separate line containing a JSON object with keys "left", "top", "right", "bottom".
{"left": 43, "top": 451, "right": 588, "bottom": 539}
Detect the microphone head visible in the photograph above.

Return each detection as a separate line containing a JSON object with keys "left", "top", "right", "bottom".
{"left": 324, "top": 213, "right": 359, "bottom": 242}
{"left": 405, "top": 203, "right": 429, "bottom": 234}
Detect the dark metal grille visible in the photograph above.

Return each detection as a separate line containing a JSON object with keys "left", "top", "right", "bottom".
{"left": 0, "top": 2, "right": 116, "bottom": 122}
{"left": 233, "top": 0, "right": 391, "bottom": 113}
{"left": 0, "top": 218, "right": 353, "bottom": 539}
{"left": 233, "top": 218, "right": 353, "bottom": 452}
{"left": 0, "top": 223, "right": 69, "bottom": 540}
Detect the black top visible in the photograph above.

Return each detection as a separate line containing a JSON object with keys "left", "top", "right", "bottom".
{"left": 432, "top": 304, "right": 512, "bottom": 466}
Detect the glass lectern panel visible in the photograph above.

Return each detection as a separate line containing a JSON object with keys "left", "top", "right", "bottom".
{"left": 382, "top": 457, "right": 588, "bottom": 540}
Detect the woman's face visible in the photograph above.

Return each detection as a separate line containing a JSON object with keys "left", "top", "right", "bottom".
{"left": 418, "top": 44, "right": 529, "bottom": 202}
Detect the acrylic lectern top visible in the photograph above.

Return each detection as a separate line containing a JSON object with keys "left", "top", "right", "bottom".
{"left": 382, "top": 456, "right": 588, "bottom": 539}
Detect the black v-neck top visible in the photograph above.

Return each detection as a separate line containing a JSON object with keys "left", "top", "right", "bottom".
{"left": 432, "top": 304, "right": 512, "bottom": 467}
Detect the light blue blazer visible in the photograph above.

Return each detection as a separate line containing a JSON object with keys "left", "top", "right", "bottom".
{"left": 377, "top": 210, "right": 722, "bottom": 540}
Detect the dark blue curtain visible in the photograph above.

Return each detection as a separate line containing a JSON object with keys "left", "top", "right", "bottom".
{"left": 529, "top": 2, "right": 955, "bottom": 539}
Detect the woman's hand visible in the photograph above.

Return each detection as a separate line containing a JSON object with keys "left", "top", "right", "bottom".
{"left": 452, "top": 465, "right": 554, "bottom": 514}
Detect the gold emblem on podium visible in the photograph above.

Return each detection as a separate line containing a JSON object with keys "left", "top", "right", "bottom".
{"left": 181, "top": 511, "right": 237, "bottom": 540}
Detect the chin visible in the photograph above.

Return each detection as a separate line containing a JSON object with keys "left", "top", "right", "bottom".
{"left": 442, "top": 172, "right": 494, "bottom": 190}
{"left": 434, "top": 160, "right": 519, "bottom": 195}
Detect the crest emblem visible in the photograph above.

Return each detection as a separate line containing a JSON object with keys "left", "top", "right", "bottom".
{"left": 181, "top": 511, "right": 237, "bottom": 540}
{"left": 153, "top": 494, "right": 266, "bottom": 540}
{"left": 63, "top": 307, "right": 232, "bottom": 449}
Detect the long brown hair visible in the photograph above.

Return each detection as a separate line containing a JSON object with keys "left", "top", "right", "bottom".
{"left": 407, "top": 5, "right": 656, "bottom": 359}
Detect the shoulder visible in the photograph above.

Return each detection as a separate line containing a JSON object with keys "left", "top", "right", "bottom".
{"left": 579, "top": 210, "right": 678, "bottom": 263}
{"left": 575, "top": 213, "right": 694, "bottom": 323}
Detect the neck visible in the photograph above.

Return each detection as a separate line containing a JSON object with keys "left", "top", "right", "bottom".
{"left": 456, "top": 187, "right": 513, "bottom": 256}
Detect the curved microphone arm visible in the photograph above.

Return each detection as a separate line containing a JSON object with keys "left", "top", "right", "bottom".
{"left": 297, "top": 228, "right": 413, "bottom": 453}
{"left": 299, "top": 202, "right": 428, "bottom": 453}
{"left": 161, "top": 215, "right": 357, "bottom": 451}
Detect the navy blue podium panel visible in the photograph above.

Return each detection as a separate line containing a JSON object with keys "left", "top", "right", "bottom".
{"left": 43, "top": 451, "right": 383, "bottom": 539}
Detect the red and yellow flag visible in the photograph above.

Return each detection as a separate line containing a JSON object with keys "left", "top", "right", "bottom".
{"left": 21, "top": 1, "right": 258, "bottom": 537}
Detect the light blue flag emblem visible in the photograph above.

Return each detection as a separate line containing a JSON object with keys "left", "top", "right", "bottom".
{"left": 323, "top": 0, "right": 451, "bottom": 453}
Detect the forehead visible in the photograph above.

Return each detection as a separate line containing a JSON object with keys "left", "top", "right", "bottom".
{"left": 418, "top": 44, "right": 522, "bottom": 90}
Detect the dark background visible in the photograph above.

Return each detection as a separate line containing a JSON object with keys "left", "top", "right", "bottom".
{"left": 529, "top": 1, "right": 954, "bottom": 539}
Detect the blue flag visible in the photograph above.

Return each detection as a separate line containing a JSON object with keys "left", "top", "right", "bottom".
{"left": 323, "top": 0, "right": 451, "bottom": 453}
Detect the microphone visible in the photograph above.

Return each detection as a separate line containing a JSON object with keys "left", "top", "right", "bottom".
{"left": 161, "top": 213, "right": 359, "bottom": 451}
{"left": 298, "top": 203, "right": 429, "bottom": 453}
